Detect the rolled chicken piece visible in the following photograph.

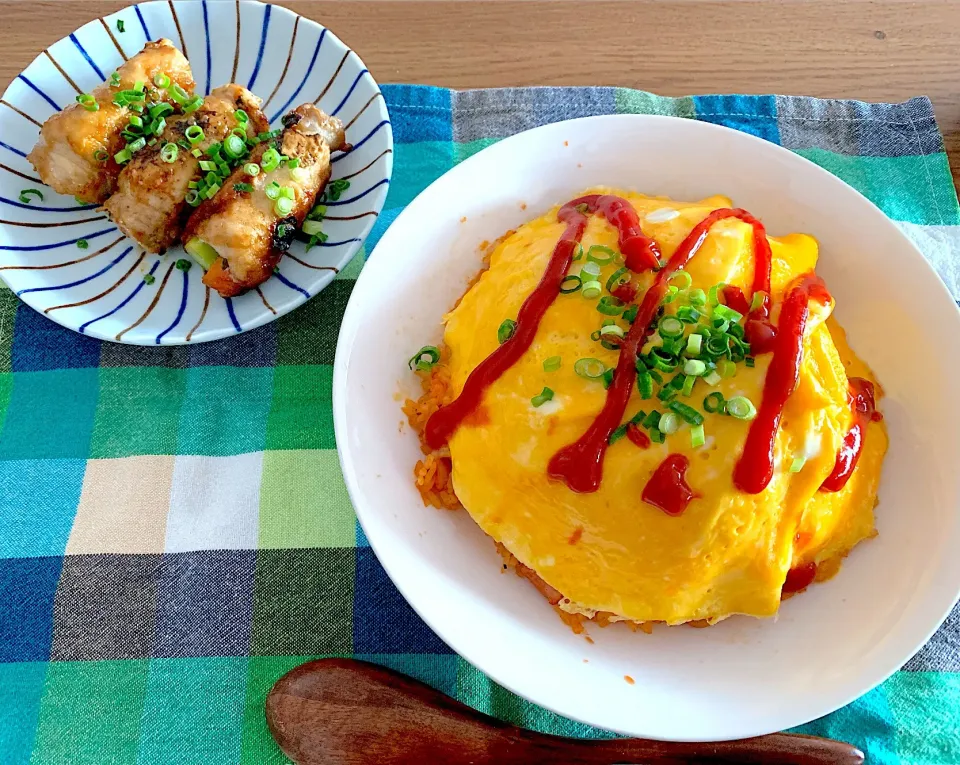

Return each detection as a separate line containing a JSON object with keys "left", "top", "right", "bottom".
{"left": 183, "top": 104, "right": 345, "bottom": 297}
{"left": 27, "top": 39, "right": 194, "bottom": 204}
{"left": 103, "top": 84, "right": 268, "bottom": 253}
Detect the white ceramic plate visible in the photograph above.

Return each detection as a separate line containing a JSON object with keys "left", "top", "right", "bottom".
{"left": 0, "top": 0, "right": 391, "bottom": 344}
{"left": 334, "top": 114, "right": 960, "bottom": 741}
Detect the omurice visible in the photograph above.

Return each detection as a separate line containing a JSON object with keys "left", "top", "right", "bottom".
{"left": 403, "top": 188, "right": 887, "bottom": 630}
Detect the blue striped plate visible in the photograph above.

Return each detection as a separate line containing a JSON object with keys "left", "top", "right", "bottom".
{"left": 0, "top": 0, "right": 392, "bottom": 344}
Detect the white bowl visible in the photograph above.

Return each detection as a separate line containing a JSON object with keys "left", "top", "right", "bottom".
{"left": 0, "top": 1, "right": 391, "bottom": 344}
{"left": 333, "top": 114, "right": 960, "bottom": 741}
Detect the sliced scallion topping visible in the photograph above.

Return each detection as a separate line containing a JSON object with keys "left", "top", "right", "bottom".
{"left": 224, "top": 134, "right": 247, "bottom": 159}
{"left": 586, "top": 245, "right": 617, "bottom": 265}
{"left": 261, "top": 147, "right": 282, "bottom": 173}
{"left": 574, "top": 357, "right": 606, "bottom": 379}
{"left": 302, "top": 220, "right": 324, "bottom": 236}
{"left": 606, "top": 266, "right": 629, "bottom": 293}
{"left": 668, "top": 400, "right": 704, "bottom": 426}
{"left": 683, "top": 359, "right": 706, "bottom": 376}
{"left": 745, "top": 357, "right": 756, "bottom": 368}
{"left": 581, "top": 280, "right": 602, "bottom": 299}
{"left": 600, "top": 324, "right": 625, "bottom": 339}
{"left": 690, "top": 424, "right": 706, "bottom": 448}
{"left": 622, "top": 304, "right": 639, "bottom": 323}
{"left": 703, "top": 392, "right": 726, "bottom": 413}
{"left": 116, "top": 19, "right": 125, "bottom": 32}
{"left": 669, "top": 271, "right": 692, "bottom": 290}
{"left": 685, "top": 333, "right": 703, "bottom": 357}
{"left": 789, "top": 456, "right": 807, "bottom": 473}
{"left": 676, "top": 305, "right": 700, "bottom": 324}
{"left": 531, "top": 387, "right": 554, "bottom": 407}
{"left": 497, "top": 319, "right": 517, "bottom": 344}
{"left": 76, "top": 239, "right": 88, "bottom": 249}
{"left": 713, "top": 304, "right": 743, "bottom": 323}
{"left": 597, "top": 296, "right": 624, "bottom": 316}
{"left": 609, "top": 423, "right": 629, "bottom": 445}
{"left": 642, "top": 410, "right": 661, "bottom": 429}
{"left": 637, "top": 370, "right": 653, "bottom": 399}
{"left": 707, "top": 282, "right": 726, "bottom": 306}
{"left": 153, "top": 72, "right": 171, "bottom": 88}
{"left": 649, "top": 427, "right": 665, "bottom": 444}
{"left": 274, "top": 197, "right": 294, "bottom": 216}
{"left": 175, "top": 258, "right": 192, "bottom": 272}
{"left": 114, "top": 147, "right": 133, "bottom": 164}
{"left": 184, "top": 95, "right": 203, "bottom": 114}
{"left": 687, "top": 288, "right": 707, "bottom": 307}
{"left": 110, "top": 71, "right": 121, "bottom": 87}
{"left": 543, "top": 356, "right": 561, "bottom": 372}
{"left": 243, "top": 162, "right": 260, "bottom": 177}
{"left": 708, "top": 336, "right": 731, "bottom": 358}
{"left": 659, "top": 412, "right": 680, "bottom": 435}
{"left": 658, "top": 315, "right": 684, "bottom": 339}
{"left": 590, "top": 330, "right": 602, "bottom": 342}
{"left": 661, "top": 285, "right": 680, "bottom": 305}
{"left": 681, "top": 374, "right": 696, "bottom": 397}
{"left": 75, "top": 93, "right": 98, "bottom": 112}
{"left": 718, "top": 359, "right": 737, "bottom": 378}
{"left": 93, "top": 149, "right": 108, "bottom": 162}
{"left": 185, "top": 125, "right": 205, "bottom": 145}
{"left": 648, "top": 348, "right": 678, "bottom": 373}
{"left": 278, "top": 185, "right": 295, "bottom": 200}
{"left": 408, "top": 345, "right": 441, "bottom": 371}
{"left": 234, "top": 108, "right": 249, "bottom": 124}
{"left": 560, "top": 274, "right": 582, "bottom": 294}
{"left": 726, "top": 396, "right": 757, "bottom": 420}
{"left": 750, "top": 290, "right": 767, "bottom": 312}
{"left": 160, "top": 142, "right": 178, "bottom": 163}
{"left": 18, "top": 188, "right": 43, "bottom": 204}
{"left": 143, "top": 273, "right": 155, "bottom": 285}
{"left": 233, "top": 182, "right": 254, "bottom": 193}
{"left": 602, "top": 368, "right": 614, "bottom": 389}
{"left": 703, "top": 371, "right": 722, "bottom": 386}
{"left": 580, "top": 261, "right": 601, "bottom": 279}
{"left": 265, "top": 182, "right": 282, "bottom": 201}
{"left": 571, "top": 243, "right": 584, "bottom": 261}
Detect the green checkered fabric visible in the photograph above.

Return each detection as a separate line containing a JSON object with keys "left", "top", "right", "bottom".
{"left": 1, "top": 86, "right": 959, "bottom": 764}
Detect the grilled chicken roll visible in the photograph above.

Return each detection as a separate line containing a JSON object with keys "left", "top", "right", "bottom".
{"left": 27, "top": 39, "right": 194, "bottom": 204}
{"left": 103, "top": 85, "right": 268, "bottom": 253}
{"left": 183, "top": 104, "right": 345, "bottom": 297}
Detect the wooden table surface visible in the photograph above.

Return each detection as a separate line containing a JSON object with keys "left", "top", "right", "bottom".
{"left": 4, "top": 0, "right": 960, "bottom": 188}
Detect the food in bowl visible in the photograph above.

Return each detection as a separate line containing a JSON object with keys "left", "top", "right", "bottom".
{"left": 403, "top": 188, "right": 887, "bottom": 630}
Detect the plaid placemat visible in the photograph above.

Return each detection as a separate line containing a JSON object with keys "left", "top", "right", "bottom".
{"left": 2, "top": 85, "right": 959, "bottom": 765}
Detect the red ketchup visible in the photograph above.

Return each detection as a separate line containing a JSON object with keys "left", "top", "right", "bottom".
{"left": 641, "top": 454, "right": 697, "bottom": 516}
{"left": 549, "top": 208, "right": 773, "bottom": 493}
{"left": 782, "top": 562, "right": 818, "bottom": 595}
{"left": 626, "top": 423, "right": 650, "bottom": 449}
{"left": 733, "top": 274, "right": 832, "bottom": 494}
{"left": 820, "top": 377, "right": 877, "bottom": 493}
{"left": 721, "top": 285, "right": 750, "bottom": 316}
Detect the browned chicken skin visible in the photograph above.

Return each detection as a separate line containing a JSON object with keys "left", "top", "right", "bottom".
{"left": 27, "top": 39, "right": 194, "bottom": 204}
{"left": 183, "top": 104, "right": 345, "bottom": 297}
{"left": 103, "top": 84, "right": 268, "bottom": 253}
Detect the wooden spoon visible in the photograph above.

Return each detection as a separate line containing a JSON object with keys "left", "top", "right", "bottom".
{"left": 266, "top": 658, "right": 863, "bottom": 765}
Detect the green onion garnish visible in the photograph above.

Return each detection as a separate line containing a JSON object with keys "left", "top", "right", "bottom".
{"left": 690, "top": 424, "right": 706, "bottom": 448}
{"left": 703, "top": 371, "right": 722, "bottom": 386}
{"left": 586, "top": 245, "right": 617, "bottom": 265}
{"left": 648, "top": 348, "right": 678, "bottom": 373}
{"left": 668, "top": 400, "right": 704, "bottom": 426}
{"left": 278, "top": 185, "right": 295, "bottom": 200}
{"left": 143, "top": 273, "right": 155, "bottom": 285}
{"left": 590, "top": 330, "right": 602, "bottom": 342}
{"left": 789, "top": 456, "right": 807, "bottom": 473}
{"left": 287, "top": 157, "right": 300, "bottom": 169}
{"left": 76, "top": 239, "right": 88, "bottom": 249}
{"left": 408, "top": 345, "right": 441, "bottom": 371}
{"left": 681, "top": 374, "right": 696, "bottom": 397}
{"left": 707, "top": 336, "right": 730, "bottom": 358}
{"left": 110, "top": 71, "right": 121, "bottom": 87}
{"left": 745, "top": 357, "right": 756, "bottom": 368}
{"left": 261, "top": 147, "right": 282, "bottom": 173}
{"left": 274, "top": 197, "right": 294, "bottom": 217}
{"left": 93, "top": 149, "right": 108, "bottom": 162}
{"left": 498, "top": 319, "right": 517, "bottom": 344}
{"left": 160, "top": 143, "right": 178, "bottom": 163}
{"left": 602, "top": 369, "right": 614, "bottom": 389}
{"left": 642, "top": 410, "right": 661, "bottom": 429}
{"left": 543, "top": 356, "right": 561, "bottom": 372}
{"left": 605, "top": 266, "right": 629, "bottom": 293}
{"left": 75, "top": 93, "right": 98, "bottom": 112}
{"left": 571, "top": 243, "right": 584, "bottom": 261}
{"left": 637, "top": 371, "right": 653, "bottom": 399}
{"left": 185, "top": 125, "right": 205, "bottom": 145}
{"left": 580, "top": 261, "right": 601, "bottom": 280}
{"left": 18, "top": 188, "right": 43, "bottom": 204}
{"left": 531, "top": 387, "right": 554, "bottom": 407}
{"left": 559, "top": 274, "right": 582, "bottom": 294}
{"left": 658, "top": 315, "right": 684, "bottom": 339}
{"left": 224, "top": 134, "right": 246, "bottom": 159}
{"left": 234, "top": 108, "right": 249, "bottom": 125}
{"left": 718, "top": 359, "right": 737, "bottom": 378}
{"left": 581, "top": 280, "right": 602, "bottom": 299}
{"left": 713, "top": 304, "right": 743, "bottom": 323}
{"left": 623, "top": 305, "right": 639, "bottom": 323}
{"left": 659, "top": 412, "right": 680, "bottom": 435}
{"left": 173, "top": 258, "right": 190, "bottom": 272}
{"left": 151, "top": 72, "right": 170, "bottom": 88}
{"left": 669, "top": 271, "right": 693, "bottom": 289}
{"left": 750, "top": 290, "right": 767, "bottom": 312}
{"left": 301, "top": 220, "right": 324, "bottom": 237}
{"left": 703, "top": 392, "right": 726, "bottom": 413}
{"left": 183, "top": 95, "right": 203, "bottom": 114}
{"left": 687, "top": 288, "right": 707, "bottom": 307}
{"left": 600, "top": 325, "right": 625, "bottom": 339}
{"left": 685, "top": 334, "right": 703, "bottom": 357}
{"left": 234, "top": 182, "right": 254, "bottom": 193}
{"left": 574, "top": 358, "right": 606, "bottom": 379}
{"left": 683, "top": 359, "right": 706, "bottom": 376}
{"left": 707, "top": 283, "right": 726, "bottom": 306}
{"left": 649, "top": 427, "right": 665, "bottom": 444}
{"left": 596, "top": 296, "right": 624, "bottom": 316}
{"left": 661, "top": 285, "right": 680, "bottom": 305}
{"left": 114, "top": 147, "right": 132, "bottom": 164}
{"left": 116, "top": 19, "right": 125, "bottom": 32}
{"left": 609, "top": 424, "right": 629, "bottom": 445}
{"left": 726, "top": 396, "right": 757, "bottom": 420}
{"left": 265, "top": 182, "right": 281, "bottom": 201}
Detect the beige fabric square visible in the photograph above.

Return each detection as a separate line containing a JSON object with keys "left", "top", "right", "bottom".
{"left": 66, "top": 455, "right": 175, "bottom": 554}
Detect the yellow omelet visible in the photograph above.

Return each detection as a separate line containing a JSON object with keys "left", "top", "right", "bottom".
{"left": 441, "top": 188, "right": 888, "bottom": 626}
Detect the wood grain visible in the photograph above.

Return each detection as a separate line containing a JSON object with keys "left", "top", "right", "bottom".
{"left": 3, "top": 1, "right": 959, "bottom": 189}
{"left": 266, "top": 658, "right": 865, "bottom": 765}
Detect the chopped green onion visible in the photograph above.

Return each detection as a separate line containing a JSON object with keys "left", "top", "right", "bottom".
{"left": 606, "top": 266, "right": 629, "bottom": 293}
{"left": 265, "top": 182, "right": 281, "bottom": 201}
{"left": 234, "top": 108, "right": 249, "bottom": 124}
{"left": 637, "top": 370, "right": 653, "bottom": 399}
{"left": 660, "top": 412, "right": 681, "bottom": 435}
{"left": 713, "top": 304, "right": 743, "bottom": 323}
{"left": 274, "top": 197, "right": 294, "bottom": 217}
{"left": 669, "top": 271, "right": 693, "bottom": 289}
{"left": 661, "top": 285, "right": 680, "bottom": 305}
{"left": 151, "top": 117, "right": 167, "bottom": 136}
{"left": 718, "top": 359, "right": 737, "bottom": 378}
{"left": 648, "top": 368, "right": 663, "bottom": 384}
{"left": 114, "top": 147, "right": 133, "bottom": 164}
{"left": 543, "top": 356, "right": 561, "bottom": 372}
{"left": 707, "top": 336, "right": 731, "bottom": 358}
{"left": 685, "top": 334, "right": 703, "bottom": 357}
{"left": 191, "top": 148, "right": 202, "bottom": 158}
{"left": 574, "top": 358, "right": 606, "bottom": 379}
{"left": 751, "top": 290, "right": 767, "bottom": 312}
{"left": 116, "top": 19, "right": 125, "bottom": 32}
{"left": 560, "top": 274, "right": 582, "bottom": 294}
{"left": 668, "top": 400, "right": 704, "bottom": 426}
{"left": 745, "top": 357, "right": 756, "bottom": 369}
{"left": 602, "top": 369, "right": 615, "bottom": 389}
{"left": 224, "top": 134, "right": 246, "bottom": 159}
{"left": 581, "top": 280, "right": 602, "bottom": 299}
{"left": 306, "top": 204, "right": 326, "bottom": 221}
{"left": 683, "top": 359, "right": 707, "bottom": 376}
{"left": 286, "top": 157, "right": 300, "bottom": 170}
{"left": 240, "top": 163, "right": 259, "bottom": 177}
{"left": 185, "top": 189, "right": 202, "bottom": 207}
{"left": 183, "top": 95, "right": 203, "bottom": 114}
{"left": 151, "top": 103, "right": 175, "bottom": 120}
{"left": 622, "top": 304, "right": 639, "bottom": 323}
{"left": 600, "top": 325, "right": 625, "bottom": 339}
{"left": 203, "top": 183, "right": 221, "bottom": 200}
{"left": 586, "top": 245, "right": 617, "bottom": 265}
{"left": 175, "top": 258, "right": 192, "bottom": 272}
{"left": 687, "top": 288, "right": 707, "bottom": 307}
{"left": 76, "top": 239, "right": 88, "bottom": 249}
{"left": 642, "top": 410, "right": 661, "bottom": 430}
{"left": 590, "top": 330, "right": 602, "bottom": 342}
{"left": 710, "top": 317, "right": 730, "bottom": 334}
{"left": 302, "top": 219, "right": 325, "bottom": 236}
{"left": 233, "top": 182, "right": 254, "bottom": 193}
{"left": 160, "top": 142, "right": 178, "bottom": 163}
{"left": 168, "top": 83, "right": 189, "bottom": 105}
{"left": 153, "top": 72, "right": 171, "bottom": 88}
{"left": 703, "top": 392, "right": 726, "bottom": 413}
{"left": 703, "top": 371, "right": 722, "bottom": 386}
{"left": 649, "top": 427, "right": 665, "bottom": 444}
{"left": 257, "top": 129, "right": 282, "bottom": 143}
{"left": 789, "top": 456, "right": 807, "bottom": 473}
{"left": 681, "top": 374, "right": 696, "bottom": 397}
{"left": 648, "top": 348, "right": 678, "bottom": 373}
{"left": 571, "top": 243, "right": 584, "bottom": 261}
{"left": 658, "top": 315, "right": 684, "bottom": 339}
{"left": 498, "top": 319, "right": 517, "bottom": 344}
{"left": 609, "top": 424, "right": 629, "bottom": 445}
{"left": 18, "top": 188, "right": 44, "bottom": 204}
{"left": 143, "top": 273, "right": 155, "bottom": 285}
{"left": 707, "top": 283, "right": 726, "bottom": 306}
{"left": 531, "top": 387, "right": 554, "bottom": 407}
{"left": 261, "top": 147, "right": 282, "bottom": 172}
{"left": 597, "top": 296, "right": 624, "bottom": 315}
{"left": 128, "top": 136, "right": 146, "bottom": 153}
{"left": 93, "top": 149, "right": 108, "bottom": 162}
{"left": 726, "top": 396, "right": 757, "bottom": 420}
{"left": 75, "top": 93, "right": 98, "bottom": 112}
{"left": 185, "top": 125, "right": 205, "bottom": 145}
{"left": 690, "top": 424, "right": 705, "bottom": 448}
{"left": 580, "top": 261, "right": 601, "bottom": 279}
{"left": 408, "top": 345, "right": 441, "bottom": 371}
{"left": 305, "top": 232, "right": 328, "bottom": 250}
{"left": 110, "top": 72, "right": 121, "bottom": 87}
{"left": 278, "top": 185, "right": 295, "bottom": 200}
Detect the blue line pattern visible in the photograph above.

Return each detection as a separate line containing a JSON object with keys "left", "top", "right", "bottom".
{"left": 17, "top": 246, "right": 131, "bottom": 296}
{"left": 225, "top": 297, "right": 242, "bottom": 333}
{"left": 79, "top": 257, "right": 159, "bottom": 333}
{"left": 247, "top": 4, "right": 271, "bottom": 91}
{"left": 155, "top": 268, "right": 190, "bottom": 343}
{"left": 134, "top": 6, "right": 151, "bottom": 39}
{"left": 0, "top": 226, "right": 116, "bottom": 252}
{"left": 69, "top": 33, "right": 105, "bottom": 80}
{"left": 331, "top": 120, "right": 390, "bottom": 162}
{"left": 17, "top": 75, "right": 61, "bottom": 111}
{"left": 0, "top": 196, "right": 99, "bottom": 212}
{"left": 273, "top": 270, "right": 311, "bottom": 299}
{"left": 0, "top": 139, "right": 27, "bottom": 158}
{"left": 202, "top": 0, "right": 212, "bottom": 96}
{"left": 331, "top": 69, "right": 368, "bottom": 117}
{"left": 269, "top": 29, "right": 326, "bottom": 124}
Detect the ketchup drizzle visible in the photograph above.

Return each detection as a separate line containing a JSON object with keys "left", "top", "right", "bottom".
{"left": 820, "top": 377, "right": 877, "bottom": 493}
{"left": 782, "top": 561, "right": 817, "bottom": 594}
{"left": 549, "top": 207, "right": 773, "bottom": 493}
{"left": 641, "top": 454, "right": 697, "bottom": 516}
{"left": 733, "top": 274, "right": 832, "bottom": 494}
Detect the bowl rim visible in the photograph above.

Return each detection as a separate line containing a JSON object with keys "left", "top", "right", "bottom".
{"left": 334, "top": 112, "right": 960, "bottom": 741}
